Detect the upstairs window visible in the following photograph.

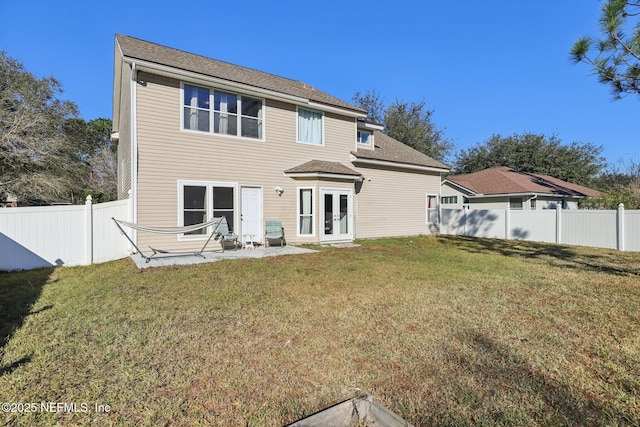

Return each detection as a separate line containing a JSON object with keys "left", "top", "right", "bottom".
{"left": 357, "top": 130, "right": 372, "bottom": 145}
{"left": 213, "top": 90, "right": 238, "bottom": 136}
{"left": 182, "top": 84, "right": 263, "bottom": 140}
{"left": 183, "top": 85, "right": 210, "bottom": 132}
{"left": 297, "top": 108, "right": 323, "bottom": 145}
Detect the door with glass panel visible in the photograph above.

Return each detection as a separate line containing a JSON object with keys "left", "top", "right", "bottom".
{"left": 320, "top": 189, "right": 353, "bottom": 242}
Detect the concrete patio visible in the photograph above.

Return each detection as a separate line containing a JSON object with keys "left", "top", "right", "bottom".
{"left": 129, "top": 245, "right": 317, "bottom": 269}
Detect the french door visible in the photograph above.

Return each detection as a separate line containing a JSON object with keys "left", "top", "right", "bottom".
{"left": 320, "top": 189, "right": 353, "bottom": 242}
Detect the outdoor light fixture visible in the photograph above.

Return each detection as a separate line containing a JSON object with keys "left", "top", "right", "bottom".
{"left": 274, "top": 186, "right": 284, "bottom": 196}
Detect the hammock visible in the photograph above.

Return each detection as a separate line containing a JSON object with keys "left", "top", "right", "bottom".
{"left": 112, "top": 217, "right": 226, "bottom": 263}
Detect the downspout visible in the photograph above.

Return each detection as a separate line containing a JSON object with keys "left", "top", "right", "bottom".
{"left": 130, "top": 61, "right": 138, "bottom": 247}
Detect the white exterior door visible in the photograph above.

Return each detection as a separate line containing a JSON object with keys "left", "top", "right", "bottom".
{"left": 241, "top": 187, "right": 263, "bottom": 244}
{"left": 320, "top": 189, "right": 353, "bottom": 243}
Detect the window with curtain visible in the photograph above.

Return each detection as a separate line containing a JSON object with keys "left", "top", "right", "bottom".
{"left": 214, "top": 90, "right": 238, "bottom": 136}
{"left": 182, "top": 84, "right": 263, "bottom": 140}
{"left": 183, "top": 85, "right": 210, "bottom": 132}
{"left": 297, "top": 108, "right": 323, "bottom": 145}
{"left": 357, "top": 130, "right": 371, "bottom": 145}
{"left": 298, "top": 188, "right": 313, "bottom": 235}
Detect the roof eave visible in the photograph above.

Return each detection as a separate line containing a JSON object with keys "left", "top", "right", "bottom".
{"left": 464, "top": 192, "right": 591, "bottom": 199}
{"left": 284, "top": 171, "right": 364, "bottom": 181}
{"left": 122, "top": 56, "right": 367, "bottom": 118}
{"left": 352, "top": 156, "right": 449, "bottom": 173}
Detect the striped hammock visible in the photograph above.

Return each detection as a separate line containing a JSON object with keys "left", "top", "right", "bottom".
{"left": 112, "top": 217, "right": 223, "bottom": 234}
{"left": 112, "top": 217, "right": 227, "bottom": 263}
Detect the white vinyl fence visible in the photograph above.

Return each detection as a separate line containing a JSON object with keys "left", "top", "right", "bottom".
{"left": 441, "top": 204, "right": 640, "bottom": 252}
{"left": 0, "top": 196, "right": 130, "bottom": 271}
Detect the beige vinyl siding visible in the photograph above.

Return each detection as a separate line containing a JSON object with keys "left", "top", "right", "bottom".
{"left": 353, "top": 165, "right": 442, "bottom": 239}
{"left": 116, "top": 60, "right": 132, "bottom": 200}
{"left": 134, "top": 72, "right": 358, "bottom": 251}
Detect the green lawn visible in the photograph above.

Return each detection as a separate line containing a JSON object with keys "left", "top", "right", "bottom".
{"left": 1, "top": 236, "right": 639, "bottom": 426}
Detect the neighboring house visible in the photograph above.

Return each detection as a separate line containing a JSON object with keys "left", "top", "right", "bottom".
{"left": 441, "top": 167, "right": 599, "bottom": 210}
{"left": 112, "top": 35, "right": 449, "bottom": 252}
{"left": 1, "top": 193, "right": 18, "bottom": 208}
{"left": 1, "top": 193, "right": 71, "bottom": 208}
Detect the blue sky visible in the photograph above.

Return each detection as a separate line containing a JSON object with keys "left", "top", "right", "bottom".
{"left": 1, "top": 0, "right": 637, "bottom": 166}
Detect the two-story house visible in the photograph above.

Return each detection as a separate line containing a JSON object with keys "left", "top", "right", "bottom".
{"left": 112, "top": 35, "right": 449, "bottom": 252}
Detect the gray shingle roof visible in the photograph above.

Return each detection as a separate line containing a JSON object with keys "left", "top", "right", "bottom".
{"left": 284, "top": 160, "right": 362, "bottom": 177}
{"left": 116, "top": 34, "right": 365, "bottom": 114}
{"left": 351, "top": 131, "right": 450, "bottom": 170}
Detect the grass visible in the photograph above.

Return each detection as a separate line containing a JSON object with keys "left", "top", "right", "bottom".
{"left": 1, "top": 235, "right": 639, "bottom": 426}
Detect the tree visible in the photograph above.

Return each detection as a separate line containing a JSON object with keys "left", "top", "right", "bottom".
{"left": 452, "top": 133, "right": 606, "bottom": 186}
{"left": 352, "top": 89, "right": 385, "bottom": 124}
{"left": 352, "top": 90, "right": 454, "bottom": 162}
{"left": 1, "top": 51, "right": 79, "bottom": 201}
{"left": 571, "top": 0, "right": 640, "bottom": 98}
{"left": 385, "top": 100, "right": 454, "bottom": 163}
{"left": 582, "top": 158, "right": 640, "bottom": 208}
{"left": 64, "top": 117, "right": 117, "bottom": 202}
{"left": 0, "top": 52, "right": 117, "bottom": 204}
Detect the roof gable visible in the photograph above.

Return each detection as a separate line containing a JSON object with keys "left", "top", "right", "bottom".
{"left": 116, "top": 34, "right": 365, "bottom": 114}
{"left": 446, "top": 167, "right": 600, "bottom": 197}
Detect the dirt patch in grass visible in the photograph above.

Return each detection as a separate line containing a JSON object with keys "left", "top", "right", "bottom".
{"left": 1, "top": 236, "right": 639, "bottom": 426}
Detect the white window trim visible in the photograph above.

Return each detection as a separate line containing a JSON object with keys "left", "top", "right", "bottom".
{"left": 426, "top": 194, "right": 439, "bottom": 224}
{"left": 177, "top": 180, "right": 238, "bottom": 241}
{"left": 357, "top": 129, "right": 373, "bottom": 147}
{"left": 180, "top": 82, "right": 265, "bottom": 142}
{"left": 296, "top": 106, "right": 325, "bottom": 146}
{"left": 297, "top": 186, "right": 315, "bottom": 237}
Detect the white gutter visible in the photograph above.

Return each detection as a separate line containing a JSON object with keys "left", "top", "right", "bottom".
{"left": 464, "top": 192, "right": 587, "bottom": 199}
{"left": 351, "top": 156, "right": 449, "bottom": 173}
{"left": 307, "top": 101, "right": 367, "bottom": 119}
{"left": 358, "top": 121, "right": 385, "bottom": 131}
{"left": 123, "top": 57, "right": 366, "bottom": 118}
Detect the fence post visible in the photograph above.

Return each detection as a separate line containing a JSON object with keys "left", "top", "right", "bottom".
{"left": 505, "top": 208, "right": 510, "bottom": 240}
{"left": 618, "top": 203, "right": 625, "bottom": 251}
{"left": 556, "top": 205, "right": 562, "bottom": 244}
{"left": 85, "top": 195, "right": 93, "bottom": 265}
